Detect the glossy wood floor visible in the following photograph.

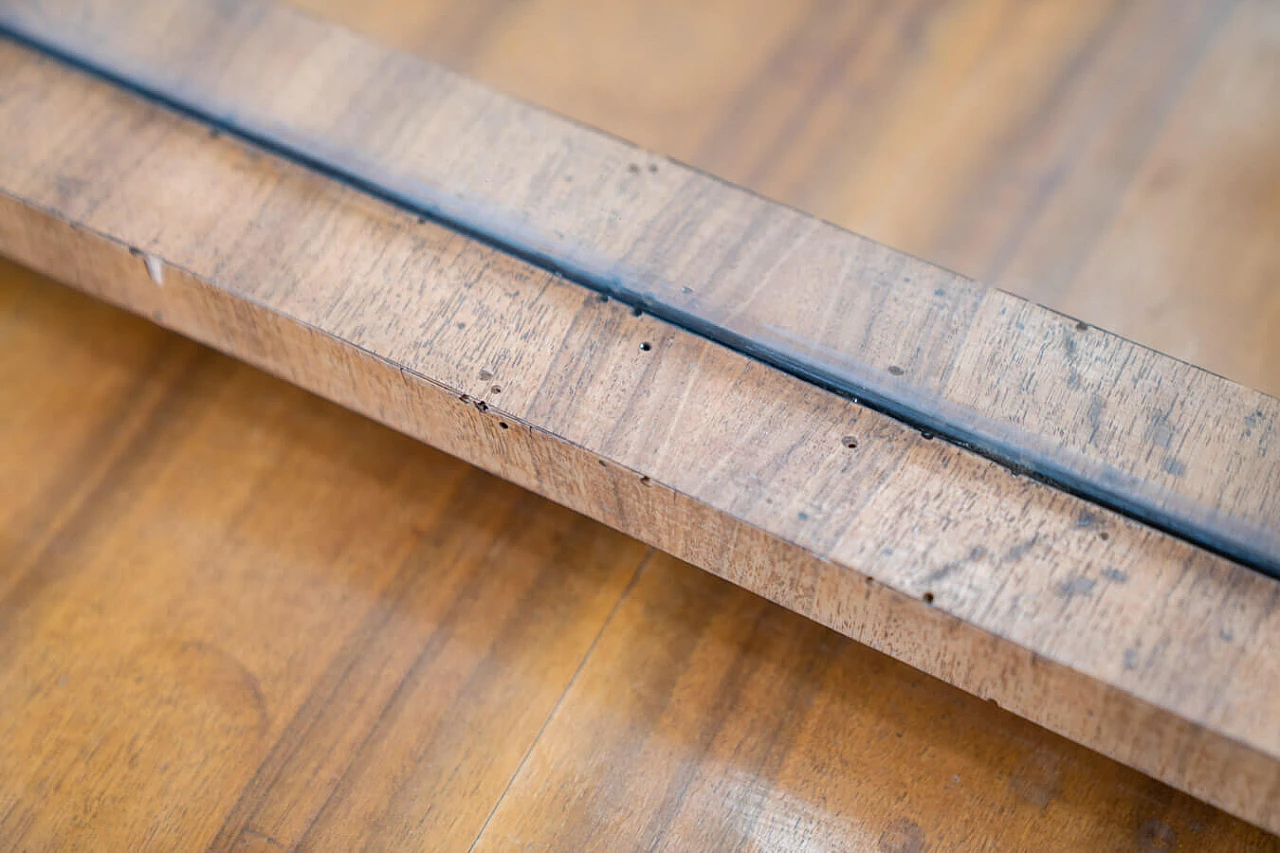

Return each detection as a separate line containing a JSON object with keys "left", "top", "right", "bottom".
{"left": 1, "top": 0, "right": 1277, "bottom": 849}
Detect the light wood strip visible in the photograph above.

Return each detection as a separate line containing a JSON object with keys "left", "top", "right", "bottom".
{"left": 2, "top": 0, "right": 1276, "bottom": 572}
{"left": 1, "top": 40, "right": 1278, "bottom": 830}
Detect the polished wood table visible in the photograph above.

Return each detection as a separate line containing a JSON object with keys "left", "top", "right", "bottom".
{"left": 2, "top": 0, "right": 1276, "bottom": 848}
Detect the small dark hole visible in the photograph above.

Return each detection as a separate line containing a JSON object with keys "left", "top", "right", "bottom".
{"left": 888, "top": 365, "right": 905, "bottom": 376}
{"left": 208, "top": 127, "right": 222, "bottom": 139}
{"left": 491, "top": 385, "right": 502, "bottom": 394}
{"left": 923, "top": 592, "right": 935, "bottom": 605}
{"left": 459, "top": 394, "right": 471, "bottom": 403}
{"left": 498, "top": 422, "right": 508, "bottom": 430}
{"left": 416, "top": 216, "right": 428, "bottom": 225}
{"left": 597, "top": 293, "right": 609, "bottom": 303}
{"left": 842, "top": 435, "right": 859, "bottom": 449}
{"left": 475, "top": 400, "right": 488, "bottom": 413}
{"left": 1076, "top": 320, "right": 1088, "bottom": 332}
{"left": 628, "top": 163, "right": 641, "bottom": 174}
{"left": 934, "top": 288, "right": 945, "bottom": 297}
{"left": 631, "top": 305, "right": 643, "bottom": 317}
{"left": 639, "top": 475, "right": 651, "bottom": 486}
{"left": 680, "top": 286, "right": 693, "bottom": 295}
{"left": 639, "top": 341, "right": 652, "bottom": 352}
{"left": 920, "top": 431, "right": 935, "bottom": 441}
{"left": 598, "top": 459, "right": 607, "bottom": 467}
{"left": 648, "top": 164, "right": 659, "bottom": 174}
{"left": 1099, "top": 532, "right": 1110, "bottom": 541}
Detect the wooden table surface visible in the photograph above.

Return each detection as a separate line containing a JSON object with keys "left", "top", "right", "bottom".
{"left": 1, "top": 0, "right": 1276, "bottom": 849}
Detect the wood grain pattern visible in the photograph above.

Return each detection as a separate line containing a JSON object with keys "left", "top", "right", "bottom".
{"left": 0, "top": 258, "right": 647, "bottom": 849}
{"left": 471, "top": 553, "right": 1269, "bottom": 852}
{"left": 2, "top": 35, "right": 1280, "bottom": 832}
{"left": 4, "top": 0, "right": 1276, "bottom": 572}
{"left": 3, "top": 259, "right": 1273, "bottom": 849}
{"left": 1, "top": 0, "right": 1279, "bottom": 847}
{"left": 305, "top": 0, "right": 1279, "bottom": 401}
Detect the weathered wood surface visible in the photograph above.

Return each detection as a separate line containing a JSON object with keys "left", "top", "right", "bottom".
{"left": 3, "top": 33, "right": 1280, "bottom": 836}
{"left": 3, "top": 260, "right": 1271, "bottom": 848}
{"left": 1, "top": 0, "right": 1278, "bottom": 847}
{"left": 2, "top": 0, "right": 1276, "bottom": 573}
{"left": 300, "top": 0, "right": 1280, "bottom": 401}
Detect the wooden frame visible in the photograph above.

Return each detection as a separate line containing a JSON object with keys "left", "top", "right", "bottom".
{"left": 1, "top": 0, "right": 1278, "bottom": 833}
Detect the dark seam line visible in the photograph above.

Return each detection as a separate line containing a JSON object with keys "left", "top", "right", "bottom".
{"left": 2, "top": 26, "right": 1274, "bottom": 579}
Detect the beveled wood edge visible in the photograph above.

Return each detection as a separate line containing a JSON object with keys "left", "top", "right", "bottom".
{"left": 3, "top": 188, "right": 1277, "bottom": 832}
{"left": 0, "top": 0, "right": 1276, "bottom": 573}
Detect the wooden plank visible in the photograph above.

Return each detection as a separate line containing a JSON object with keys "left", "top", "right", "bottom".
{"left": 2, "top": 0, "right": 1276, "bottom": 572}
{"left": 5, "top": 0, "right": 1278, "bottom": 844}
{"left": 4, "top": 263, "right": 1273, "bottom": 850}
{"left": 1, "top": 39, "right": 1279, "bottom": 831}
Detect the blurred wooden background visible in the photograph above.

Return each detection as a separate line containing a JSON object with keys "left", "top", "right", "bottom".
{"left": 1, "top": 0, "right": 1276, "bottom": 848}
